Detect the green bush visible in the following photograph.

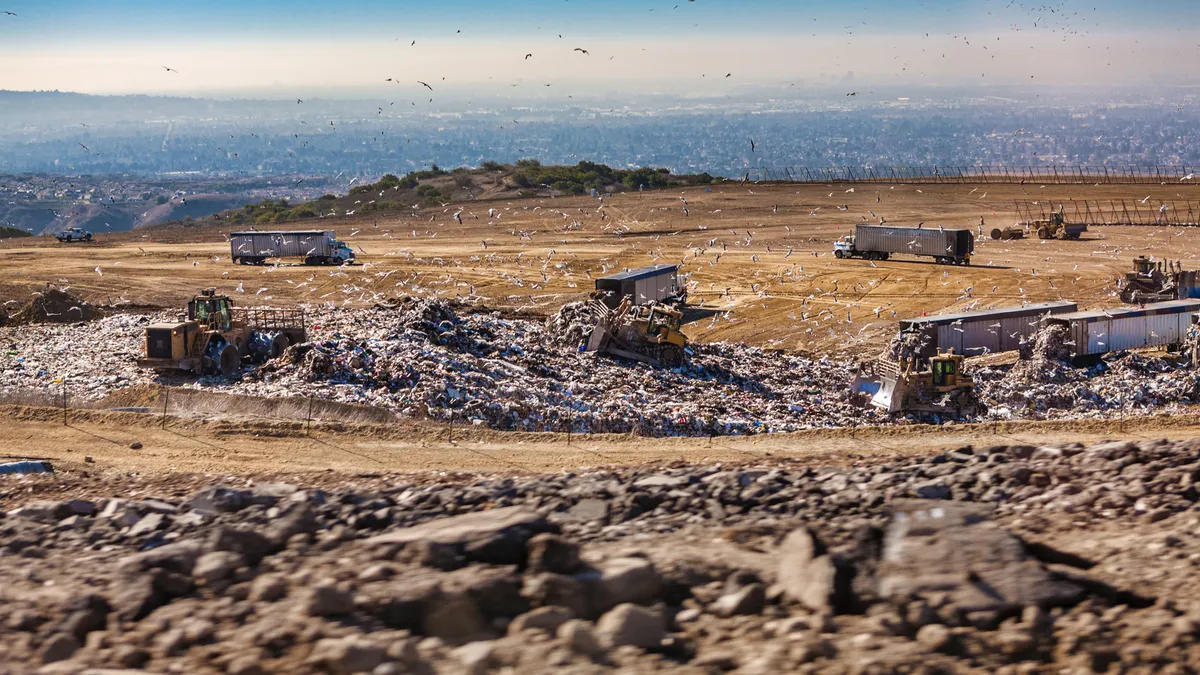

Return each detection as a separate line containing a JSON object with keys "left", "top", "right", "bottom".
{"left": 480, "top": 161, "right": 503, "bottom": 171}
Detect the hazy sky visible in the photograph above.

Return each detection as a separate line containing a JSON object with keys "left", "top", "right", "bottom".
{"left": 1, "top": 0, "right": 1197, "bottom": 96}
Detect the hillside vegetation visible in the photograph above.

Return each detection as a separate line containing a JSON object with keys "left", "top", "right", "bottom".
{"left": 170, "top": 160, "right": 715, "bottom": 229}
{"left": 0, "top": 225, "right": 32, "bottom": 239}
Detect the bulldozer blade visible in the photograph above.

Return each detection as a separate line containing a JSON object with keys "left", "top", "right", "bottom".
{"left": 850, "top": 371, "right": 881, "bottom": 399}
{"left": 870, "top": 377, "right": 904, "bottom": 413}
{"left": 584, "top": 325, "right": 608, "bottom": 353}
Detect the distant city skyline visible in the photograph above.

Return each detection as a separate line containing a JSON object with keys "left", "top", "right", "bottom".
{"left": 0, "top": 0, "right": 1197, "bottom": 96}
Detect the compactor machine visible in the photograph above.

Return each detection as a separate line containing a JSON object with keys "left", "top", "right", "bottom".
{"left": 137, "top": 288, "right": 307, "bottom": 376}
{"left": 583, "top": 297, "right": 687, "bottom": 367}
{"left": 851, "top": 350, "right": 984, "bottom": 417}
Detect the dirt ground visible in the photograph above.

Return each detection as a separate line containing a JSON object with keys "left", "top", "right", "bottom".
{"left": 4, "top": 401, "right": 1200, "bottom": 481}
{"left": 4, "top": 180, "right": 1200, "bottom": 476}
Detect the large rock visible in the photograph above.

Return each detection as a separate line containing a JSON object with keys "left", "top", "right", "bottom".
{"left": 306, "top": 637, "right": 386, "bottom": 675}
{"left": 877, "top": 500, "right": 1086, "bottom": 614}
{"left": 193, "top": 551, "right": 246, "bottom": 583}
{"left": 184, "top": 486, "right": 253, "bottom": 515}
{"left": 577, "top": 557, "right": 662, "bottom": 616}
{"left": 367, "top": 507, "right": 555, "bottom": 566}
{"left": 777, "top": 527, "right": 856, "bottom": 614}
{"left": 594, "top": 604, "right": 664, "bottom": 649}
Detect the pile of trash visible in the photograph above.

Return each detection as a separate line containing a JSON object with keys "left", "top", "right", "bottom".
{"left": 882, "top": 330, "right": 930, "bottom": 361}
{"left": 1009, "top": 324, "right": 1077, "bottom": 384}
{"left": 976, "top": 350, "right": 1200, "bottom": 419}
{"left": 6, "top": 298, "right": 1200, "bottom": 434}
{"left": 244, "top": 301, "right": 871, "bottom": 436}
{"left": 544, "top": 301, "right": 601, "bottom": 350}
{"left": 7, "top": 288, "right": 99, "bottom": 325}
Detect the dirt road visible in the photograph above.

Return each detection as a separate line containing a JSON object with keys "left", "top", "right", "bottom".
{"left": 5, "top": 403, "right": 1200, "bottom": 477}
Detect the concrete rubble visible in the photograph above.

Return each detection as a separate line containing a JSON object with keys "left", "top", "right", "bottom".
{"left": 4, "top": 436, "right": 1200, "bottom": 671}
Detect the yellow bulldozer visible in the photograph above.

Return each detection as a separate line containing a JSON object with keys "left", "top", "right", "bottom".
{"left": 137, "top": 288, "right": 307, "bottom": 376}
{"left": 583, "top": 297, "right": 688, "bottom": 367}
{"left": 851, "top": 350, "right": 984, "bottom": 417}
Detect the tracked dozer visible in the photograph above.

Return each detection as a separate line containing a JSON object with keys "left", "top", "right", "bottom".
{"left": 583, "top": 297, "right": 687, "bottom": 367}
{"left": 1119, "top": 256, "right": 1200, "bottom": 304}
{"left": 851, "top": 351, "right": 984, "bottom": 417}
{"left": 137, "top": 288, "right": 307, "bottom": 376}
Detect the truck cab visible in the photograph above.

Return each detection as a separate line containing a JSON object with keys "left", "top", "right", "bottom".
{"left": 331, "top": 240, "right": 356, "bottom": 263}
{"left": 833, "top": 236, "right": 855, "bottom": 259}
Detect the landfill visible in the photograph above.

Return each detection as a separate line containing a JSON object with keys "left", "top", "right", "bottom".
{"left": 3, "top": 298, "right": 1200, "bottom": 434}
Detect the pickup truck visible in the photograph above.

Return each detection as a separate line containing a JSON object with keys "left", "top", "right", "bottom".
{"left": 55, "top": 227, "right": 93, "bottom": 243}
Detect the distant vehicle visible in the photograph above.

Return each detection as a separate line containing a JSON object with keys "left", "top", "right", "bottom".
{"left": 834, "top": 224, "right": 973, "bottom": 265}
{"left": 55, "top": 227, "right": 92, "bottom": 243}
{"left": 229, "top": 230, "right": 355, "bottom": 266}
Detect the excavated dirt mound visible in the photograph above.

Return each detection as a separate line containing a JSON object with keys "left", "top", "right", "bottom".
{"left": 7, "top": 288, "right": 99, "bottom": 325}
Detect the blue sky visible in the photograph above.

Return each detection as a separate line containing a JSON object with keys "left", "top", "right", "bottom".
{"left": 1, "top": 0, "right": 1197, "bottom": 94}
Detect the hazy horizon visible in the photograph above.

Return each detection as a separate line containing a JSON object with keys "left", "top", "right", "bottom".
{"left": 1, "top": 0, "right": 1198, "bottom": 97}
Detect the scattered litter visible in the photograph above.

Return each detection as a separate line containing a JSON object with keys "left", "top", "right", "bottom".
{"left": 0, "top": 460, "right": 54, "bottom": 475}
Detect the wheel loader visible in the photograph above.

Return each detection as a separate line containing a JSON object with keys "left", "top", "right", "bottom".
{"left": 1026, "top": 209, "right": 1086, "bottom": 240}
{"left": 583, "top": 297, "right": 687, "bottom": 367}
{"left": 851, "top": 350, "right": 984, "bottom": 417}
{"left": 136, "top": 288, "right": 307, "bottom": 376}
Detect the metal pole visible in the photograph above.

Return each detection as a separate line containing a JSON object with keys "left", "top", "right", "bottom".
{"left": 62, "top": 378, "right": 67, "bottom": 426}
{"left": 305, "top": 394, "right": 314, "bottom": 436}
{"left": 448, "top": 410, "right": 453, "bottom": 443}
{"left": 161, "top": 385, "right": 168, "bottom": 430}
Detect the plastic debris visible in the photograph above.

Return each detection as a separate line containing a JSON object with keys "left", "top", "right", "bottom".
{"left": 0, "top": 460, "right": 54, "bottom": 475}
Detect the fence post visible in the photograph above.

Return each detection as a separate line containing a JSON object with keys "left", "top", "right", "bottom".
{"left": 161, "top": 385, "right": 168, "bottom": 430}
{"left": 448, "top": 410, "right": 454, "bottom": 444}
{"left": 305, "top": 394, "right": 314, "bottom": 436}
{"left": 62, "top": 378, "right": 67, "bottom": 426}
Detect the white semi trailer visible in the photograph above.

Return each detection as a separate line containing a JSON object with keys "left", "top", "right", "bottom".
{"left": 229, "top": 230, "right": 355, "bottom": 266}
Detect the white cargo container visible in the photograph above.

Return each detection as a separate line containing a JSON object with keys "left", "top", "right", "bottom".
{"left": 1045, "top": 300, "right": 1200, "bottom": 360}
{"left": 900, "top": 301, "right": 1077, "bottom": 358}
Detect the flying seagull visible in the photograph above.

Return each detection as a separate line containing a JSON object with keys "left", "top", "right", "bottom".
{"left": 417, "top": 81, "right": 433, "bottom": 91}
{"left": 162, "top": 66, "right": 179, "bottom": 73}
{"left": 525, "top": 53, "right": 532, "bottom": 59}
{"left": 574, "top": 48, "right": 589, "bottom": 55}
{"left": 3, "top": 10, "right": 16, "bottom": 16}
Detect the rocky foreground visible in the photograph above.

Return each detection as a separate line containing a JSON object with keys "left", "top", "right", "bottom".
{"left": 5, "top": 437, "right": 1200, "bottom": 673}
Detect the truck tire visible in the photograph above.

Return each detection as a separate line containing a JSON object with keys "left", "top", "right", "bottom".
{"left": 879, "top": 252, "right": 889, "bottom": 261}
{"left": 1037, "top": 227, "right": 1050, "bottom": 239}
{"left": 834, "top": 250, "right": 845, "bottom": 259}
{"left": 84, "top": 235, "right": 92, "bottom": 242}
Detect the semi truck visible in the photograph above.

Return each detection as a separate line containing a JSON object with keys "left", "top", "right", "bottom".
{"left": 833, "top": 224, "right": 974, "bottom": 265}
{"left": 229, "top": 230, "right": 355, "bottom": 266}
